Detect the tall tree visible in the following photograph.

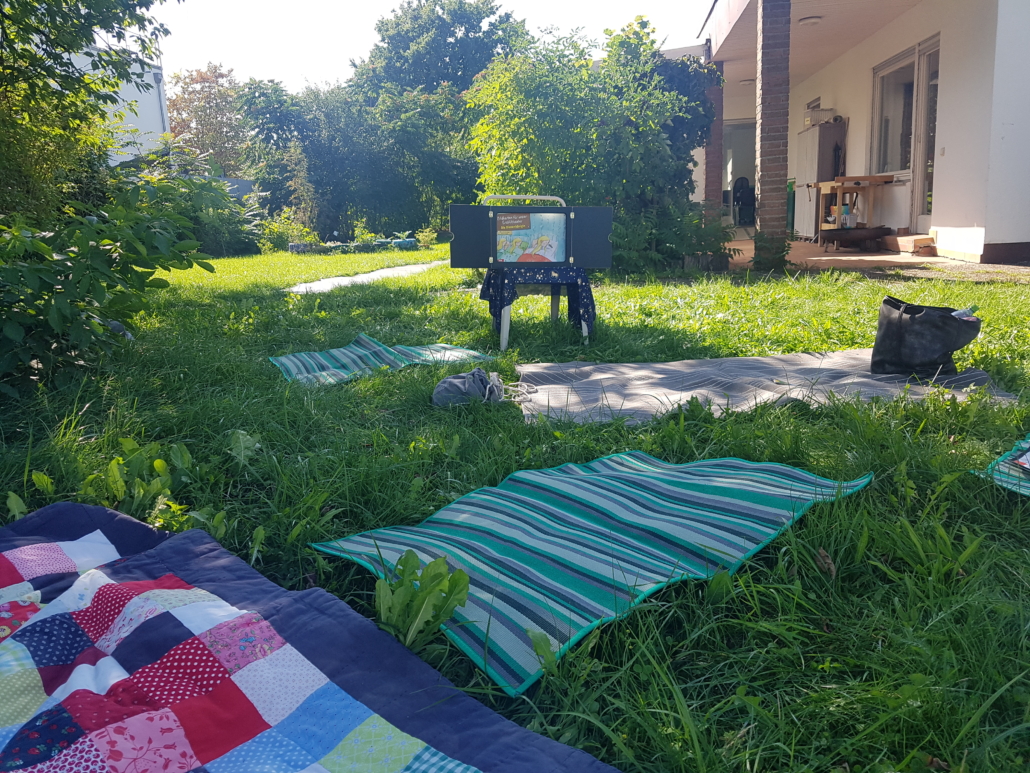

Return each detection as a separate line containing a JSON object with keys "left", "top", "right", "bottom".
{"left": 295, "top": 81, "right": 479, "bottom": 238}
{"left": 167, "top": 63, "right": 248, "bottom": 177}
{"left": 351, "top": 0, "right": 528, "bottom": 96}
{"left": 237, "top": 79, "right": 304, "bottom": 154}
{"left": 236, "top": 79, "right": 306, "bottom": 213}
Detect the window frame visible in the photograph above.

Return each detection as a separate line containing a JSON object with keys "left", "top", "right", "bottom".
{"left": 870, "top": 34, "right": 941, "bottom": 228}
{"left": 871, "top": 48, "right": 916, "bottom": 177}
{"left": 913, "top": 43, "right": 941, "bottom": 217}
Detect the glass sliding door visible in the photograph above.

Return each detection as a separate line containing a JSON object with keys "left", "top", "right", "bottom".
{"left": 872, "top": 36, "right": 941, "bottom": 232}
{"left": 920, "top": 49, "right": 940, "bottom": 215}
{"left": 876, "top": 62, "right": 916, "bottom": 175}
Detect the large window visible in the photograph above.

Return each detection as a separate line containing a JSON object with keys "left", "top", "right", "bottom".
{"left": 872, "top": 36, "right": 941, "bottom": 223}
{"left": 876, "top": 62, "right": 915, "bottom": 174}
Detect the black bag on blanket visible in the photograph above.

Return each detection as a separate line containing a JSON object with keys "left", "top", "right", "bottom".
{"left": 870, "top": 296, "right": 982, "bottom": 378}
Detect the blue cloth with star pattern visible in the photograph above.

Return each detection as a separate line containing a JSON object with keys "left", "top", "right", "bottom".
{"left": 479, "top": 266, "right": 595, "bottom": 335}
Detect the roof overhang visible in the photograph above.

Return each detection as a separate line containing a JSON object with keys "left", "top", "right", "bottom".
{"left": 662, "top": 44, "right": 707, "bottom": 61}
{"left": 700, "top": 0, "right": 924, "bottom": 89}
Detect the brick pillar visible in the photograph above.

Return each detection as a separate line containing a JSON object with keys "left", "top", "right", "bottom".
{"left": 704, "top": 61, "right": 725, "bottom": 208}
{"left": 755, "top": 0, "right": 790, "bottom": 237}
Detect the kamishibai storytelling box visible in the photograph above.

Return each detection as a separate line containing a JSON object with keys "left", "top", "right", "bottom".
{"left": 448, "top": 200, "right": 613, "bottom": 269}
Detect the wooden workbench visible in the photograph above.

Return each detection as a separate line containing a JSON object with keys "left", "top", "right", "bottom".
{"left": 816, "top": 175, "right": 895, "bottom": 250}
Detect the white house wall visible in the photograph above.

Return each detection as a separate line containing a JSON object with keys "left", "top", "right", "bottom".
{"left": 70, "top": 52, "right": 169, "bottom": 163}
{"left": 984, "top": 0, "right": 1030, "bottom": 249}
{"left": 724, "top": 88, "right": 757, "bottom": 122}
{"left": 785, "top": 0, "right": 1000, "bottom": 256}
{"left": 109, "top": 66, "right": 170, "bottom": 163}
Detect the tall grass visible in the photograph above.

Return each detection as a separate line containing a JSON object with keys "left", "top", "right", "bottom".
{"left": 1, "top": 251, "right": 1028, "bottom": 771}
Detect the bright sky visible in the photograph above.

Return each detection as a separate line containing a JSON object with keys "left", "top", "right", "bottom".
{"left": 151, "top": 0, "right": 712, "bottom": 92}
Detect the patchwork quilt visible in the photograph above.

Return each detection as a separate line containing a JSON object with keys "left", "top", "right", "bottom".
{"left": 270, "top": 333, "right": 491, "bottom": 386}
{"left": 314, "top": 453, "right": 873, "bottom": 696}
{"left": 0, "top": 503, "right": 617, "bottom": 773}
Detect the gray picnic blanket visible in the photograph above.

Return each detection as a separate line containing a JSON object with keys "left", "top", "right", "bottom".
{"left": 515, "top": 349, "right": 1011, "bottom": 424}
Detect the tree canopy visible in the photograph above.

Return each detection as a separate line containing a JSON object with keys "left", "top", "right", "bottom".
{"left": 263, "top": 0, "right": 527, "bottom": 238}
{"left": 0, "top": 0, "right": 169, "bottom": 117}
{"left": 167, "top": 63, "right": 249, "bottom": 177}
{"left": 351, "top": 0, "right": 528, "bottom": 96}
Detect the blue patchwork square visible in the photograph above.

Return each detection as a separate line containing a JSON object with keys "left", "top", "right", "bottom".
{"left": 111, "top": 611, "right": 193, "bottom": 675}
{"left": 0, "top": 640, "right": 35, "bottom": 677}
{"left": 402, "top": 747, "right": 482, "bottom": 773}
{"left": 206, "top": 727, "right": 314, "bottom": 773}
{"left": 0, "top": 727, "right": 17, "bottom": 751}
{"left": 0, "top": 704, "right": 86, "bottom": 770}
{"left": 11, "top": 613, "right": 93, "bottom": 668}
{"left": 274, "top": 683, "right": 372, "bottom": 760}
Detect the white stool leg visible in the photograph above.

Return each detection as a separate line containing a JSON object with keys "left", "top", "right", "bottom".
{"left": 581, "top": 320, "right": 589, "bottom": 345}
{"left": 500, "top": 305, "right": 512, "bottom": 351}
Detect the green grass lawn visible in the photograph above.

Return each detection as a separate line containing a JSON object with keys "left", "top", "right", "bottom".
{"left": 2, "top": 248, "right": 1030, "bottom": 772}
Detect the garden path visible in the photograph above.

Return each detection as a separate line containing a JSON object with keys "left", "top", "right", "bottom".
{"left": 288, "top": 259, "right": 447, "bottom": 294}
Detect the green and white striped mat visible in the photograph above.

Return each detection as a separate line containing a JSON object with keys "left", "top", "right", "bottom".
{"left": 979, "top": 433, "right": 1030, "bottom": 496}
{"left": 270, "top": 333, "right": 491, "bottom": 385}
{"left": 314, "top": 452, "right": 873, "bottom": 695}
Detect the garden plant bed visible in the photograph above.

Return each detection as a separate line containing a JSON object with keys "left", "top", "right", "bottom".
{"left": 2, "top": 248, "right": 1028, "bottom": 772}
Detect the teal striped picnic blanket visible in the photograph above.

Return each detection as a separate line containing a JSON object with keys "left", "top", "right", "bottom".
{"left": 270, "top": 333, "right": 491, "bottom": 385}
{"left": 314, "top": 452, "right": 873, "bottom": 695}
{"left": 979, "top": 433, "right": 1030, "bottom": 496}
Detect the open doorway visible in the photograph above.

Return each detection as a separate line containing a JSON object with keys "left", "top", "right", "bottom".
{"left": 723, "top": 121, "right": 756, "bottom": 235}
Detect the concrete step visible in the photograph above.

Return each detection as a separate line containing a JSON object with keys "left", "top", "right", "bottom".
{"left": 881, "top": 233, "right": 935, "bottom": 253}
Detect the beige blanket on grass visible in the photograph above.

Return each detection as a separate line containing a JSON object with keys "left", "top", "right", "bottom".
{"left": 515, "top": 349, "right": 1010, "bottom": 424}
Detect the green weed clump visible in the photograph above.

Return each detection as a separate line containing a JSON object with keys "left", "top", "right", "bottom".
{"left": 1, "top": 254, "right": 1028, "bottom": 772}
{"left": 374, "top": 549, "right": 469, "bottom": 654}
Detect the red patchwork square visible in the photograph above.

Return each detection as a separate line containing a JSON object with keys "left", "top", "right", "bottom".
{"left": 90, "top": 708, "right": 200, "bottom": 773}
{"left": 71, "top": 584, "right": 146, "bottom": 643}
{"left": 172, "top": 678, "right": 270, "bottom": 764}
{"left": 0, "top": 598, "right": 40, "bottom": 642}
{"left": 0, "top": 552, "right": 24, "bottom": 587}
{"left": 21, "top": 736, "right": 109, "bottom": 773}
{"left": 63, "top": 680, "right": 161, "bottom": 733}
{"left": 132, "top": 636, "right": 230, "bottom": 707}
{"left": 69, "top": 575, "right": 194, "bottom": 644}
{"left": 4, "top": 542, "right": 77, "bottom": 580}
{"left": 117, "top": 574, "right": 194, "bottom": 595}
{"left": 38, "top": 646, "right": 106, "bottom": 695}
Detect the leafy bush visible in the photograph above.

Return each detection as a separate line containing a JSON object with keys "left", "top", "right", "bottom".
{"left": 612, "top": 204, "right": 739, "bottom": 272}
{"left": 189, "top": 194, "right": 261, "bottom": 257}
{"left": 468, "top": 19, "right": 724, "bottom": 269}
{"left": 78, "top": 439, "right": 197, "bottom": 521}
{"left": 258, "top": 207, "right": 321, "bottom": 253}
{"left": 124, "top": 139, "right": 261, "bottom": 257}
{"left": 352, "top": 218, "right": 381, "bottom": 245}
{"left": 0, "top": 174, "right": 218, "bottom": 395}
{"left": 0, "top": 103, "right": 116, "bottom": 226}
{"left": 374, "top": 549, "right": 469, "bottom": 654}
{"left": 415, "top": 227, "right": 438, "bottom": 249}
{"left": 7, "top": 438, "right": 203, "bottom": 526}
